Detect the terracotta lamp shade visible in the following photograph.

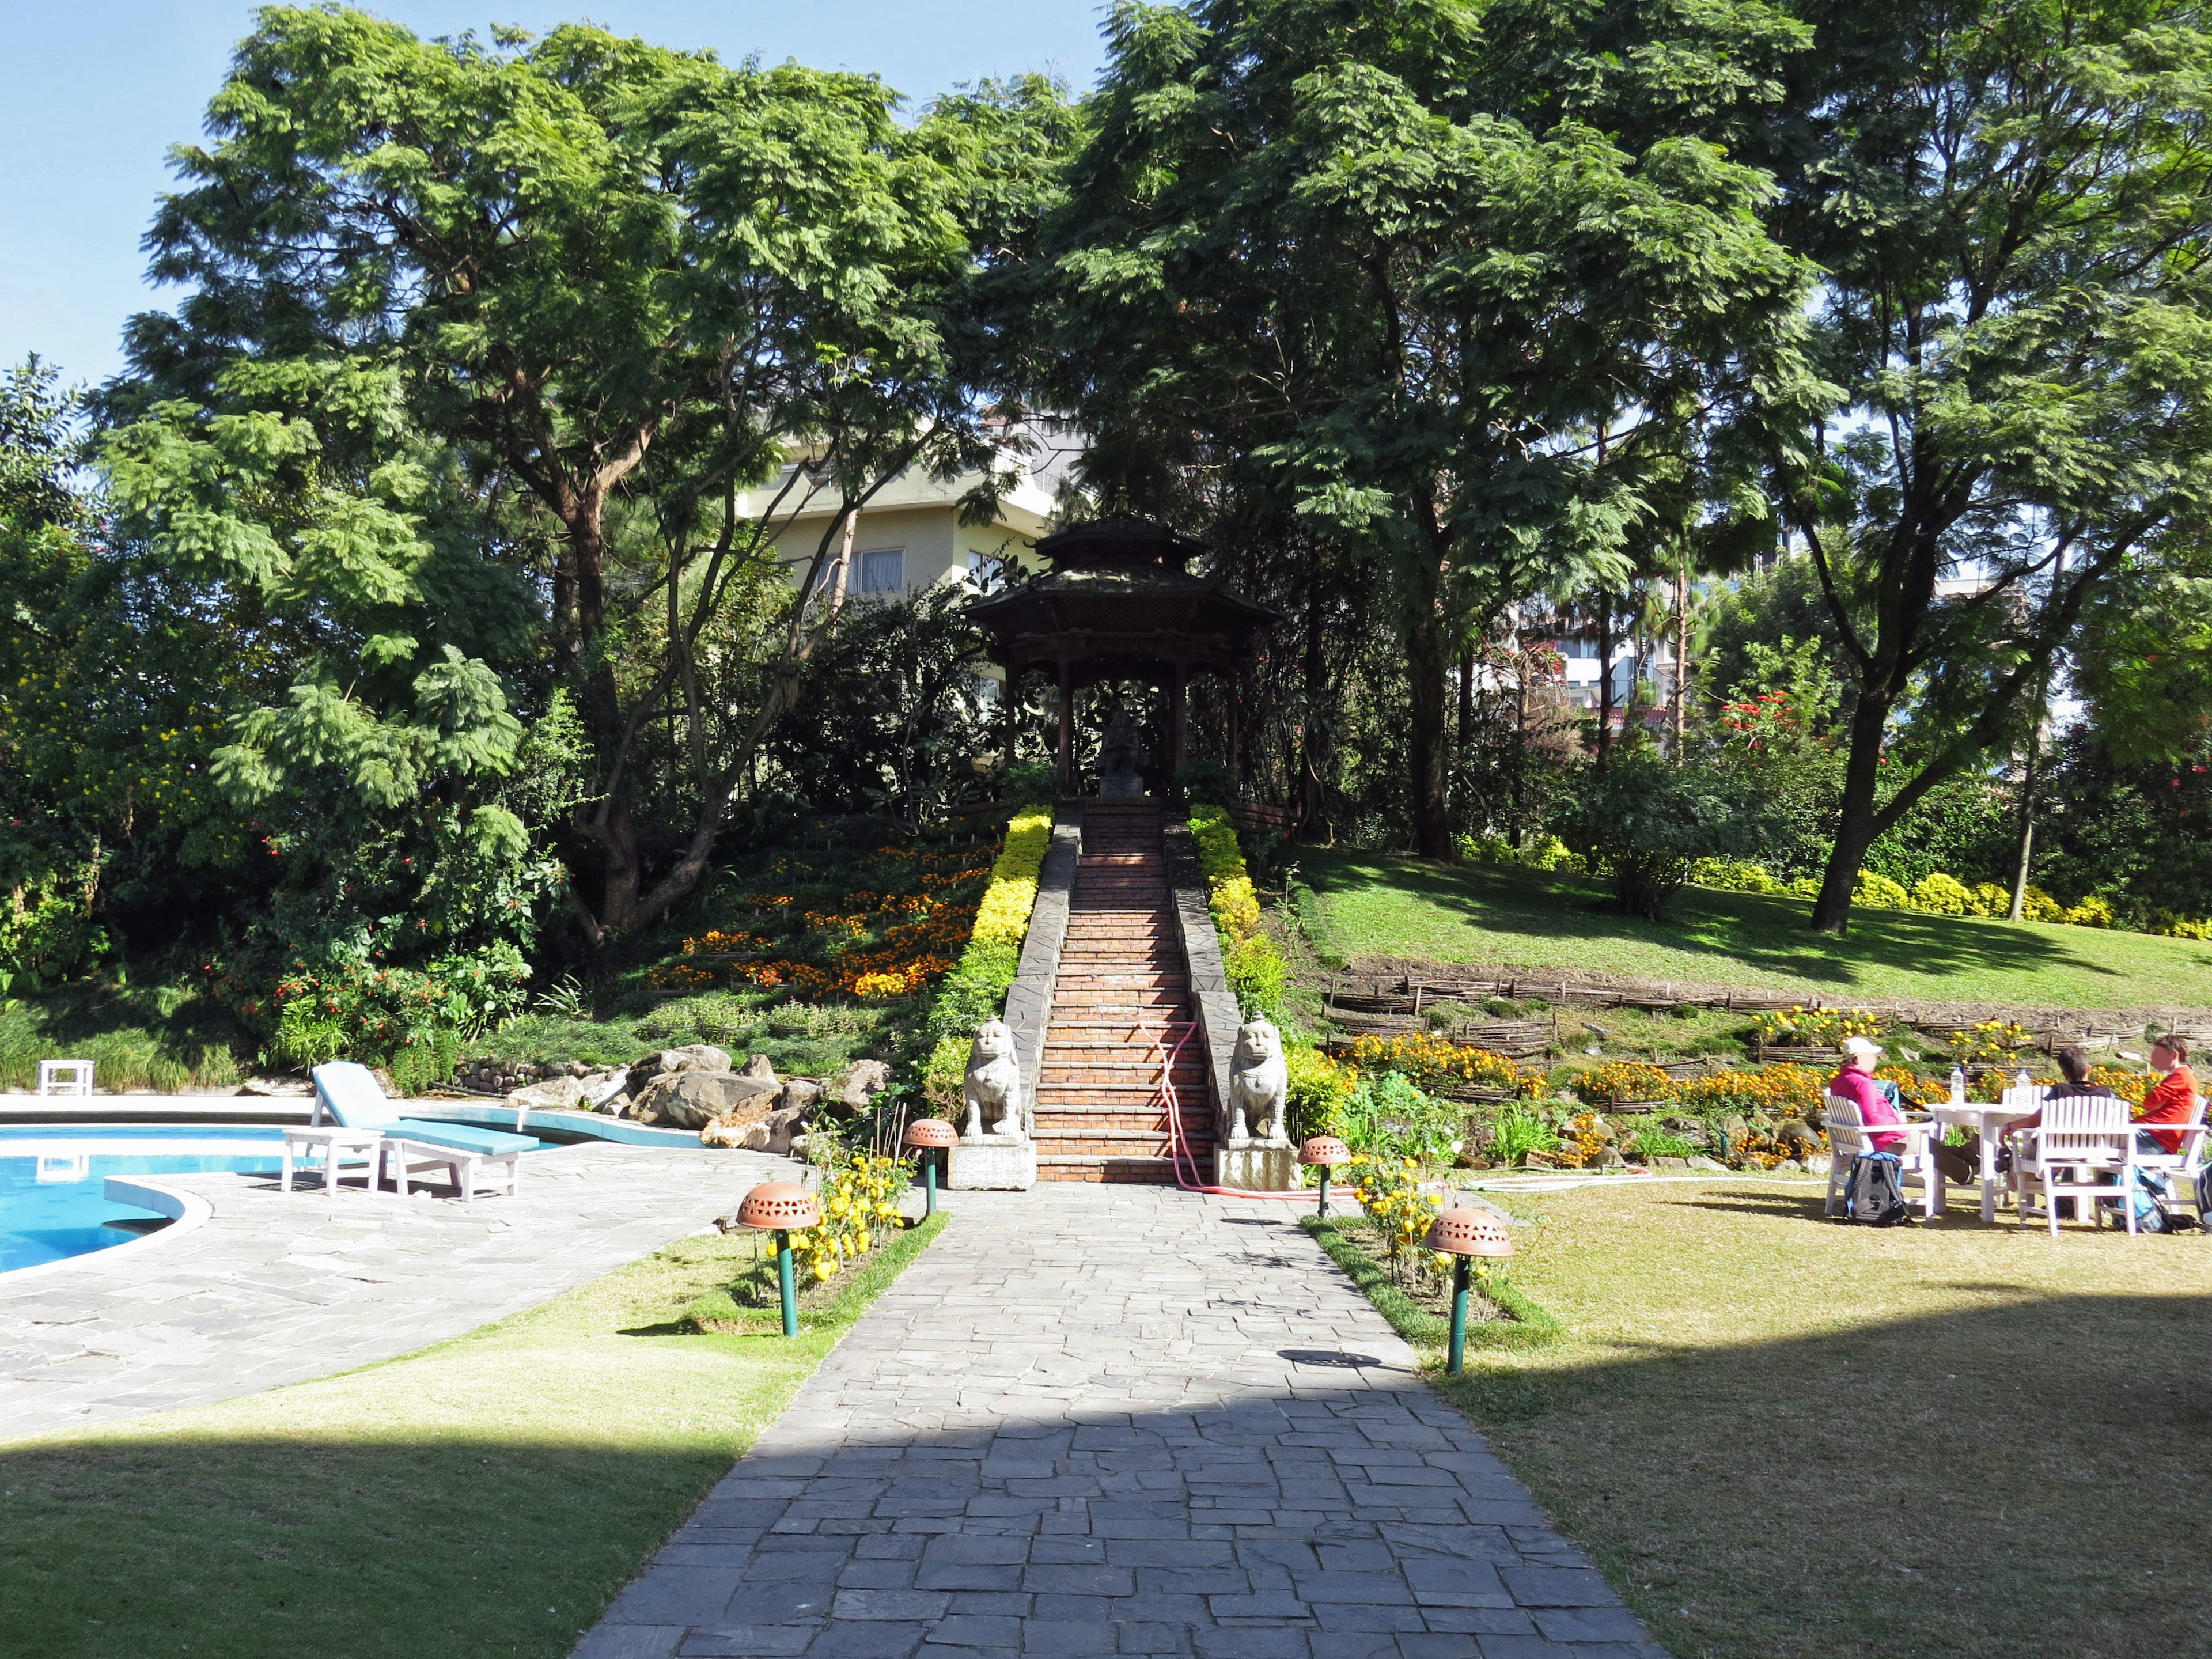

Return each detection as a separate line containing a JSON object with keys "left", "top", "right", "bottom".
{"left": 1298, "top": 1136, "right": 1351, "bottom": 1167}
{"left": 903, "top": 1118, "right": 960, "bottom": 1150}
{"left": 736, "top": 1181, "right": 823, "bottom": 1231}
{"left": 1423, "top": 1209, "right": 1514, "bottom": 1259}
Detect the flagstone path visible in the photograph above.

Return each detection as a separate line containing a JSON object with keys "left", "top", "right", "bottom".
{"left": 576, "top": 1185, "right": 1663, "bottom": 1659}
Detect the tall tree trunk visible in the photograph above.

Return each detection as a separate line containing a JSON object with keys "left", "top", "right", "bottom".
{"left": 1672, "top": 556, "right": 1689, "bottom": 752}
{"left": 1509, "top": 634, "right": 1528, "bottom": 848}
{"left": 1594, "top": 594, "right": 1616, "bottom": 767}
{"left": 1809, "top": 688, "right": 1895, "bottom": 934}
{"left": 1299, "top": 551, "right": 1327, "bottom": 834}
{"left": 2007, "top": 730, "right": 2045, "bottom": 921}
{"left": 1407, "top": 604, "right": 1453, "bottom": 858}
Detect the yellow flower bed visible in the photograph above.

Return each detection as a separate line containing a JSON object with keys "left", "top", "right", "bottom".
{"left": 1346, "top": 1032, "right": 1544, "bottom": 1097}
{"left": 1950, "top": 1018, "right": 2033, "bottom": 1067}
{"left": 1752, "top": 1005, "right": 1883, "bottom": 1047}
{"left": 785, "top": 1152, "right": 911, "bottom": 1282}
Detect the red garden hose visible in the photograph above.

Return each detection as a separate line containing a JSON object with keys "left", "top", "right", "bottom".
{"left": 1136, "top": 1016, "right": 1312, "bottom": 1200}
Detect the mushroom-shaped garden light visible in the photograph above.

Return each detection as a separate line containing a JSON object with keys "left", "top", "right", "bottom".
{"left": 1423, "top": 1208, "right": 1514, "bottom": 1375}
{"left": 903, "top": 1118, "right": 959, "bottom": 1216}
{"left": 1298, "top": 1136, "right": 1351, "bottom": 1218}
{"left": 738, "top": 1181, "right": 824, "bottom": 1337}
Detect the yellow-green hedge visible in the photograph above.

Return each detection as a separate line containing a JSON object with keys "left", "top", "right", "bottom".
{"left": 971, "top": 808, "right": 1054, "bottom": 949}
{"left": 1190, "top": 804, "right": 1286, "bottom": 1016}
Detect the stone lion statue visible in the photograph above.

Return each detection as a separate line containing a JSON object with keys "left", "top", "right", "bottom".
{"left": 962, "top": 1018, "right": 1024, "bottom": 1142}
{"left": 1227, "top": 1019, "right": 1289, "bottom": 1148}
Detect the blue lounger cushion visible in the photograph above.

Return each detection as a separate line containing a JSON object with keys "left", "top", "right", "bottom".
{"left": 312, "top": 1061, "right": 536, "bottom": 1155}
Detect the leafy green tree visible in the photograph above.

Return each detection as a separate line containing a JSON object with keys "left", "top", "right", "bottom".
{"left": 1036, "top": 0, "right": 1819, "bottom": 855}
{"left": 1759, "top": 0, "right": 2212, "bottom": 933}
{"left": 112, "top": 7, "right": 1073, "bottom": 941}
{"left": 1558, "top": 747, "right": 1773, "bottom": 919}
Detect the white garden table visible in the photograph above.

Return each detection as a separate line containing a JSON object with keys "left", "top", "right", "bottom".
{"left": 281, "top": 1126, "right": 384, "bottom": 1199}
{"left": 1925, "top": 1100, "right": 2039, "bottom": 1223}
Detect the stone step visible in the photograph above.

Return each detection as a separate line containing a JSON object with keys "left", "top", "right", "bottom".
{"left": 1036, "top": 1155, "right": 1199, "bottom": 1185}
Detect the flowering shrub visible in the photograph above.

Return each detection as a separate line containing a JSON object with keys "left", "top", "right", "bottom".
{"left": 1873, "top": 1065, "right": 1941, "bottom": 1107}
{"left": 1671, "top": 1062, "right": 1826, "bottom": 1118}
{"left": 1689, "top": 857, "right": 1784, "bottom": 894}
{"left": 1572, "top": 1060, "right": 1673, "bottom": 1105}
{"left": 1751, "top": 1006, "right": 1882, "bottom": 1047}
{"left": 1547, "top": 1112, "right": 1615, "bottom": 1168}
{"left": 2090, "top": 1065, "right": 2152, "bottom": 1106}
{"left": 1344, "top": 1154, "right": 1453, "bottom": 1288}
{"left": 2062, "top": 895, "right": 2115, "bottom": 927}
{"left": 1950, "top": 1019, "right": 2033, "bottom": 1066}
{"left": 1967, "top": 882, "right": 2012, "bottom": 916}
{"left": 1190, "top": 804, "right": 1286, "bottom": 1016}
{"left": 785, "top": 1151, "right": 911, "bottom": 1282}
{"left": 1683, "top": 858, "right": 2157, "bottom": 937}
{"left": 1344, "top": 1032, "right": 1542, "bottom": 1097}
{"left": 1341, "top": 1070, "right": 1466, "bottom": 1162}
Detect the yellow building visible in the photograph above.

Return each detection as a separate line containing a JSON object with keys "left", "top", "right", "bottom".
{"left": 748, "top": 430, "right": 1078, "bottom": 603}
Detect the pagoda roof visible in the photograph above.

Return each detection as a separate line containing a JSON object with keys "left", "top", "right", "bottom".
{"left": 966, "top": 515, "right": 1275, "bottom": 683}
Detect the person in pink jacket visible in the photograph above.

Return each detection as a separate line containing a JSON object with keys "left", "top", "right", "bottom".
{"left": 1828, "top": 1036, "right": 1972, "bottom": 1183}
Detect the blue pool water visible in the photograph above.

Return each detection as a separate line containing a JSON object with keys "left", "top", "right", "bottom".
{"left": 0, "top": 1125, "right": 287, "bottom": 1275}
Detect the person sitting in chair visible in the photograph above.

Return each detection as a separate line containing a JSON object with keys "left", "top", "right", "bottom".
{"left": 2136, "top": 1036, "right": 2199, "bottom": 1157}
{"left": 1830, "top": 1036, "right": 1972, "bottom": 1184}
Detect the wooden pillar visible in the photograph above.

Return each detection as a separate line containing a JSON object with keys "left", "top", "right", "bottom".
{"left": 1056, "top": 661, "right": 1074, "bottom": 797}
{"left": 1226, "top": 663, "right": 1243, "bottom": 796}
{"left": 1168, "top": 661, "right": 1188, "bottom": 778}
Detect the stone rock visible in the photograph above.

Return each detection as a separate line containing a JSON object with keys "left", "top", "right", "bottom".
{"left": 779, "top": 1078, "right": 823, "bottom": 1113}
{"left": 637, "top": 1069, "right": 779, "bottom": 1131}
{"left": 1662, "top": 1115, "right": 1704, "bottom": 1134}
{"left": 740, "top": 1054, "right": 779, "bottom": 1085}
{"left": 1651, "top": 1154, "right": 1691, "bottom": 1169}
{"left": 506, "top": 1076, "right": 588, "bottom": 1112}
{"left": 1775, "top": 1118, "right": 1821, "bottom": 1153}
{"left": 239, "top": 1076, "right": 312, "bottom": 1097}
{"left": 842, "top": 1059, "right": 893, "bottom": 1112}
{"left": 1687, "top": 1154, "right": 1729, "bottom": 1172}
{"left": 599, "top": 1092, "right": 632, "bottom": 1117}
{"left": 703, "top": 1103, "right": 810, "bottom": 1154}
{"left": 1596, "top": 1146, "right": 1629, "bottom": 1169}
{"left": 626, "top": 1045, "right": 733, "bottom": 1093}
{"left": 578, "top": 1066, "right": 630, "bottom": 1109}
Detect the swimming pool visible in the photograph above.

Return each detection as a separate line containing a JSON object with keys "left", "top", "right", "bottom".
{"left": 0, "top": 1125, "right": 288, "bottom": 1275}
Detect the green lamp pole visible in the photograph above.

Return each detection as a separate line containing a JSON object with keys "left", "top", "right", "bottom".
{"left": 1425, "top": 1209, "right": 1514, "bottom": 1377}
{"left": 738, "top": 1183, "right": 821, "bottom": 1340}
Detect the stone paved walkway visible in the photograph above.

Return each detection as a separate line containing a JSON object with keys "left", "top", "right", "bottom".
{"left": 578, "top": 1186, "right": 1662, "bottom": 1659}
{"left": 0, "top": 1141, "right": 789, "bottom": 1442}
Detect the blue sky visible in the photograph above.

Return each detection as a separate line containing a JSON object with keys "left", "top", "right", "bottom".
{"left": 1, "top": 2, "right": 1111, "bottom": 388}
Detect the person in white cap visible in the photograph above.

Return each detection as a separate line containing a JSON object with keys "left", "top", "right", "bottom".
{"left": 1830, "top": 1033, "right": 1971, "bottom": 1184}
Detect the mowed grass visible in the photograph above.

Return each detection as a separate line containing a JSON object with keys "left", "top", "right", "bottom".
{"left": 1305, "top": 849, "right": 2212, "bottom": 1009}
{"left": 0, "top": 1213, "right": 947, "bottom": 1659}
{"left": 1437, "top": 1181, "right": 2212, "bottom": 1659}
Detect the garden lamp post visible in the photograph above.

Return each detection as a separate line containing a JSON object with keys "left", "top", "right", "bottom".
{"left": 737, "top": 1181, "right": 823, "bottom": 1338}
{"left": 902, "top": 1118, "right": 959, "bottom": 1216}
{"left": 1423, "top": 1209, "right": 1514, "bottom": 1376}
{"left": 1299, "top": 1136, "right": 1350, "bottom": 1217}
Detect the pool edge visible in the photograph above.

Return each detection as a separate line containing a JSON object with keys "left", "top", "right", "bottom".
{"left": 0, "top": 1177, "right": 214, "bottom": 1285}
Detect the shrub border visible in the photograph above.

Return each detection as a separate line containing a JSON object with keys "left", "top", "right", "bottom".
{"left": 684, "top": 1209, "right": 949, "bottom": 1334}
{"left": 1301, "top": 1214, "right": 1563, "bottom": 1352}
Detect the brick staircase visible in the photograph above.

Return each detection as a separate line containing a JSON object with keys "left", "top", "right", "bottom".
{"left": 1033, "top": 801, "right": 1214, "bottom": 1184}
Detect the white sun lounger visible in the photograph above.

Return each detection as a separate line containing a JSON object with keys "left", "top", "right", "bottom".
{"left": 311, "top": 1062, "right": 535, "bottom": 1207}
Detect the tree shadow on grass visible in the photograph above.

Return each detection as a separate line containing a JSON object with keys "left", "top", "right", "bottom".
{"left": 1303, "top": 849, "right": 2148, "bottom": 997}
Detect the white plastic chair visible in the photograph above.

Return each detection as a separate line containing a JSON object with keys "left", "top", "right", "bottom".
{"left": 2012, "top": 1093, "right": 2134, "bottom": 1236}
{"left": 37, "top": 1059, "right": 94, "bottom": 1097}
{"left": 2127, "top": 1093, "right": 2208, "bottom": 1228}
{"left": 1823, "top": 1093, "right": 1942, "bottom": 1219}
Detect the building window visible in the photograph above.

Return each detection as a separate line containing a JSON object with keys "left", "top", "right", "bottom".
{"left": 967, "top": 550, "right": 1005, "bottom": 592}
{"left": 857, "top": 548, "right": 904, "bottom": 594}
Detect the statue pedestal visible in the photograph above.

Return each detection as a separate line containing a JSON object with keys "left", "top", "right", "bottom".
{"left": 1097, "top": 772, "right": 1146, "bottom": 800}
{"left": 948, "top": 1139, "right": 1037, "bottom": 1191}
{"left": 1215, "top": 1145, "right": 1297, "bottom": 1194}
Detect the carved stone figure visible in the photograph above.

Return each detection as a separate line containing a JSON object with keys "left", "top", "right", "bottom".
{"left": 962, "top": 1018, "right": 1025, "bottom": 1142}
{"left": 1096, "top": 707, "right": 1146, "bottom": 798}
{"left": 1227, "top": 1019, "right": 1290, "bottom": 1148}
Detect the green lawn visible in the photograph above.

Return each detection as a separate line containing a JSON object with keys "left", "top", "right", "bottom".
{"left": 1305, "top": 849, "right": 2212, "bottom": 1009}
{"left": 0, "top": 1213, "right": 946, "bottom": 1659}
{"left": 1433, "top": 1180, "right": 2212, "bottom": 1659}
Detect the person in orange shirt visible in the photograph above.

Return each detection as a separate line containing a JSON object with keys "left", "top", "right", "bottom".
{"left": 2135, "top": 1036, "right": 2200, "bottom": 1157}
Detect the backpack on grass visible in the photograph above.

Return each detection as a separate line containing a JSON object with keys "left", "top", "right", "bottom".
{"left": 1842, "top": 1151, "right": 1911, "bottom": 1226}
